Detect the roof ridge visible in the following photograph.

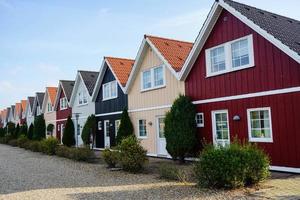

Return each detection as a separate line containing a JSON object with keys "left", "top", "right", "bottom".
{"left": 60, "top": 80, "right": 75, "bottom": 82}
{"left": 105, "top": 56, "right": 134, "bottom": 61}
{"left": 78, "top": 70, "right": 98, "bottom": 73}
{"left": 145, "top": 34, "right": 193, "bottom": 45}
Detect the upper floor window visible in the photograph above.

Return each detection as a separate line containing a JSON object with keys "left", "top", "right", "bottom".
{"left": 102, "top": 80, "right": 118, "bottom": 101}
{"left": 47, "top": 103, "right": 53, "bottom": 112}
{"left": 141, "top": 65, "right": 165, "bottom": 91}
{"left": 247, "top": 107, "right": 273, "bottom": 143}
{"left": 78, "top": 90, "right": 88, "bottom": 105}
{"left": 60, "top": 97, "right": 68, "bottom": 110}
{"left": 205, "top": 35, "right": 254, "bottom": 77}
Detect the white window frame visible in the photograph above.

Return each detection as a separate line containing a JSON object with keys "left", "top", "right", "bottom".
{"left": 102, "top": 80, "right": 118, "bottom": 101}
{"left": 195, "top": 113, "right": 204, "bottom": 127}
{"left": 212, "top": 110, "right": 230, "bottom": 147}
{"left": 78, "top": 90, "right": 88, "bottom": 106}
{"left": 247, "top": 107, "right": 273, "bottom": 143}
{"left": 60, "top": 97, "right": 68, "bottom": 110}
{"left": 141, "top": 65, "right": 166, "bottom": 92}
{"left": 138, "top": 119, "right": 147, "bottom": 139}
{"left": 205, "top": 34, "right": 254, "bottom": 77}
{"left": 47, "top": 102, "right": 53, "bottom": 113}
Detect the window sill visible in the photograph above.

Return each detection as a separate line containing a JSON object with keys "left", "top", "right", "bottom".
{"left": 77, "top": 103, "right": 88, "bottom": 107}
{"left": 138, "top": 136, "right": 147, "bottom": 139}
{"left": 60, "top": 108, "right": 68, "bottom": 111}
{"left": 249, "top": 138, "right": 273, "bottom": 143}
{"left": 206, "top": 64, "right": 254, "bottom": 78}
{"left": 196, "top": 125, "right": 204, "bottom": 128}
{"left": 140, "top": 85, "right": 166, "bottom": 93}
{"left": 102, "top": 96, "right": 118, "bottom": 101}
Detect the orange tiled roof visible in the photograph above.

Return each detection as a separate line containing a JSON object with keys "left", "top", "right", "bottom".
{"left": 145, "top": 35, "right": 193, "bottom": 72}
{"left": 15, "top": 103, "right": 21, "bottom": 116}
{"left": 21, "top": 100, "right": 27, "bottom": 112}
{"left": 105, "top": 57, "right": 134, "bottom": 87}
{"left": 47, "top": 87, "right": 58, "bottom": 104}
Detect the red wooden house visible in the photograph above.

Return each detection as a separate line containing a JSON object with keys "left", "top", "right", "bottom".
{"left": 180, "top": 0, "right": 300, "bottom": 173}
{"left": 54, "top": 80, "right": 75, "bottom": 143}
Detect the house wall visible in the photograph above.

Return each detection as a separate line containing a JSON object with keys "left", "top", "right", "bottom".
{"left": 185, "top": 10, "right": 300, "bottom": 169}
{"left": 71, "top": 78, "right": 95, "bottom": 146}
{"left": 26, "top": 106, "right": 34, "bottom": 127}
{"left": 56, "top": 88, "right": 72, "bottom": 142}
{"left": 95, "top": 66, "right": 127, "bottom": 114}
{"left": 43, "top": 94, "right": 57, "bottom": 138}
{"left": 128, "top": 44, "right": 185, "bottom": 155}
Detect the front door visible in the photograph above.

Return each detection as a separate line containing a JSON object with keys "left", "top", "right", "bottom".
{"left": 156, "top": 116, "right": 168, "bottom": 156}
{"left": 212, "top": 110, "right": 230, "bottom": 147}
{"left": 60, "top": 124, "right": 64, "bottom": 144}
{"left": 104, "top": 120, "right": 110, "bottom": 148}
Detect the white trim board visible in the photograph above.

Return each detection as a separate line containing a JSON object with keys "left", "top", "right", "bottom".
{"left": 193, "top": 86, "right": 300, "bottom": 105}
{"left": 95, "top": 111, "right": 122, "bottom": 117}
{"left": 129, "top": 104, "right": 171, "bottom": 113}
{"left": 270, "top": 166, "right": 300, "bottom": 174}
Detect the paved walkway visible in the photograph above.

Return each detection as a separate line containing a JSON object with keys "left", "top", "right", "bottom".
{"left": 0, "top": 144, "right": 299, "bottom": 199}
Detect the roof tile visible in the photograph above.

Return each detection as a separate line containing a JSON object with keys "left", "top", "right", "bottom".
{"left": 47, "top": 87, "right": 58, "bottom": 104}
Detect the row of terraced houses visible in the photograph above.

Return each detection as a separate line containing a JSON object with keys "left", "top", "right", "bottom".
{"left": 1, "top": 0, "right": 300, "bottom": 173}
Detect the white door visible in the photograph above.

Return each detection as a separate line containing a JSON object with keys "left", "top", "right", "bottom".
{"left": 60, "top": 124, "right": 64, "bottom": 144}
{"left": 156, "top": 117, "right": 168, "bottom": 156}
{"left": 104, "top": 120, "right": 110, "bottom": 148}
{"left": 212, "top": 110, "right": 230, "bottom": 147}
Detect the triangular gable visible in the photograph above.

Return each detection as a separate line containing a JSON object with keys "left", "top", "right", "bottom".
{"left": 54, "top": 80, "right": 75, "bottom": 110}
{"left": 92, "top": 57, "right": 134, "bottom": 101}
{"left": 180, "top": 0, "right": 300, "bottom": 80}
{"left": 41, "top": 87, "right": 57, "bottom": 113}
{"left": 125, "top": 35, "right": 193, "bottom": 93}
{"left": 32, "top": 92, "right": 45, "bottom": 116}
{"left": 25, "top": 97, "right": 34, "bottom": 117}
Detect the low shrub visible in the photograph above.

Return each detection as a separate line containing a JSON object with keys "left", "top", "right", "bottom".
{"left": 194, "top": 142, "right": 270, "bottom": 189}
{"left": 0, "top": 135, "right": 12, "bottom": 144}
{"left": 102, "top": 148, "right": 119, "bottom": 168}
{"left": 118, "top": 136, "right": 148, "bottom": 173}
{"left": 72, "top": 147, "right": 95, "bottom": 162}
{"left": 8, "top": 139, "right": 18, "bottom": 146}
{"left": 28, "top": 141, "right": 42, "bottom": 152}
{"left": 158, "top": 164, "right": 188, "bottom": 182}
{"left": 17, "top": 135, "right": 30, "bottom": 148}
{"left": 40, "top": 137, "right": 59, "bottom": 155}
{"left": 55, "top": 145, "right": 71, "bottom": 158}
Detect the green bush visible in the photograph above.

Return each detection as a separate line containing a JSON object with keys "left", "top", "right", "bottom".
{"left": 27, "top": 124, "right": 34, "bottom": 140}
{"left": 118, "top": 136, "right": 148, "bottom": 173}
{"left": 0, "top": 127, "right": 5, "bottom": 137}
{"left": 28, "top": 141, "right": 42, "bottom": 152}
{"left": 62, "top": 116, "right": 75, "bottom": 147}
{"left": 164, "top": 95, "right": 197, "bottom": 162}
{"left": 17, "top": 135, "right": 29, "bottom": 148}
{"left": 72, "top": 147, "right": 95, "bottom": 162}
{"left": 40, "top": 137, "right": 59, "bottom": 155}
{"left": 46, "top": 124, "right": 54, "bottom": 136}
{"left": 33, "top": 114, "right": 46, "bottom": 141}
{"left": 102, "top": 148, "right": 119, "bottom": 168}
{"left": 55, "top": 145, "right": 71, "bottom": 158}
{"left": 7, "top": 122, "right": 15, "bottom": 135}
{"left": 13, "top": 124, "right": 20, "bottom": 139}
{"left": 116, "top": 108, "right": 134, "bottom": 145}
{"left": 19, "top": 124, "right": 28, "bottom": 136}
{"left": 0, "top": 135, "right": 13, "bottom": 144}
{"left": 8, "top": 139, "right": 18, "bottom": 146}
{"left": 158, "top": 164, "right": 188, "bottom": 182}
{"left": 81, "top": 115, "right": 96, "bottom": 146}
{"left": 194, "top": 142, "right": 270, "bottom": 189}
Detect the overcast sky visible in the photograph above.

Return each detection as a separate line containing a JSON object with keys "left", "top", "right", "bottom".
{"left": 0, "top": 0, "right": 300, "bottom": 110}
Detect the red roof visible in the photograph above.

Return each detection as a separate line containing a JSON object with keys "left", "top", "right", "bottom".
{"left": 105, "top": 57, "right": 134, "bottom": 87}
{"left": 15, "top": 103, "right": 21, "bottom": 116}
{"left": 145, "top": 35, "right": 193, "bottom": 72}
{"left": 47, "top": 87, "right": 58, "bottom": 104}
{"left": 21, "top": 100, "right": 27, "bottom": 112}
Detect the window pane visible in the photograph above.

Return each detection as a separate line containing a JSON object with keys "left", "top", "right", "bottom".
{"left": 142, "top": 71, "right": 151, "bottom": 89}
{"left": 154, "top": 67, "right": 164, "bottom": 87}
{"left": 249, "top": 109, "right": 272, "bottom": 140}
{"left": 231, "top": 38, "right": 249, "bottom": 68}
{"left": 139, "top": 120, "right": 146, "bottom": 137}
{"left": 210, "top": 46, "right": 225, "bottom": 73}
{"left": 103, "top": 84, "right": 109, "bottom": 99}
{"left": 111, "top": 81, "right": 117, "bottom": 97}
{"left": 158, "top": 118, "right": 165, "bottom": 138}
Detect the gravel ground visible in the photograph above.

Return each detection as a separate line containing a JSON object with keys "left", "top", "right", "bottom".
{"left": 0, "top": 144, "right": 258, "bottom": 200}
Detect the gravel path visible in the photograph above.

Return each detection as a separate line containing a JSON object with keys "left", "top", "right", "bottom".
{"left": 0, "top": 144, "right": 255, "bottom": 200}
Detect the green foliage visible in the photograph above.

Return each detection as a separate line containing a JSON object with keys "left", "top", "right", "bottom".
{"left": 118, "top": 136, "right": 148, "bottom": 173}
{"left": 27, "top": 124, "right": 34, "bottom": 140}
{"left": 19, "top": 124, "right": 28, "bottom": 136}
{"left": 28, "top": 141, "right": 42, "bottom": 152}
{"left": 13, "top": 124, "right": 20, "bottom": 139}
{"left": 33, "top": 114, "right": 46, "bottom": 141}
{"left": 0, "top": 127, "right": 5, "bottom": 137}
{"left": 40, "top": 137, "right": 59, "bottom": 155}
{"left": 158, "top": 164, "right": 188, "bottom": 182}
{"left": 164, "top": 95, "right": 197, "bottom": 162}
{"left": 55, "top": 146, "right": 71, "bottom": 158}
{"left": 194, "top": 142, "right": 270, "bottom": 189}
{"left": 7, "top": 122, "right": 15, "bottom": 135}
{"left": 46, "top": 124, "right": 54, "bottom": 135}
{"left": 17, "top": 135, "right": 29, "bottom": 148}
{"left": 62, "top": 116, "right": 75, "bottom": 147}
{"left": 55, "top": 146, "right": 94, "bottom": 162}
{"left": 8, "top": 139, "right": 18, "bottom": 146}
{"left": 81, "top": 115, "right": 96, "bottom": 146}
{"left": 116, "top": 108, "right": 134, "bottom": 145}
{"left": 102, "top": 149, "right": 120, "bottom": 168}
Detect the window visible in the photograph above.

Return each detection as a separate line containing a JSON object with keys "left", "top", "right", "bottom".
{"left": 115, "top": 120, "right": 121, "bottom": 136}
{"left": 158, "top": 117, "right": 165, "bottom": 138}
{"left": 212, "top": 110, "right": 230, "bottom": 147}
{"left": 138, "top": 119, "right": 147, "bottom": 138}
{"left": 141, "top": 65, "right": 165, "bottom": 91}
{"left": 205, "top": 35, "right": 254, "bottom": 77}
{"left": 102, "top": 81, "right": 118, "bottom": 100}
{"left": 247, "top": 107, "right": 273, "bottom": 143}
{"left": 47, "top": 103, "right": 52, "bottom": 112}
{"left": 60, "top": 97, "right": 67, "bottom": 110}
{"left": 195, "top": 113, "right": 204, "bottom": 127}
{"left": 78, "top": 90, "right": 88, "bottom": 105}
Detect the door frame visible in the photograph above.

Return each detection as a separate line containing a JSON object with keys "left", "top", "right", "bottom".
{"left": 156, "top": 115, "right": 168, "bottom": 156}
{"left": 211, "top": 110, "right": 230, "bottom": 147}
{"left": 104, "top": 120, "right": 110, "bottom": 148}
